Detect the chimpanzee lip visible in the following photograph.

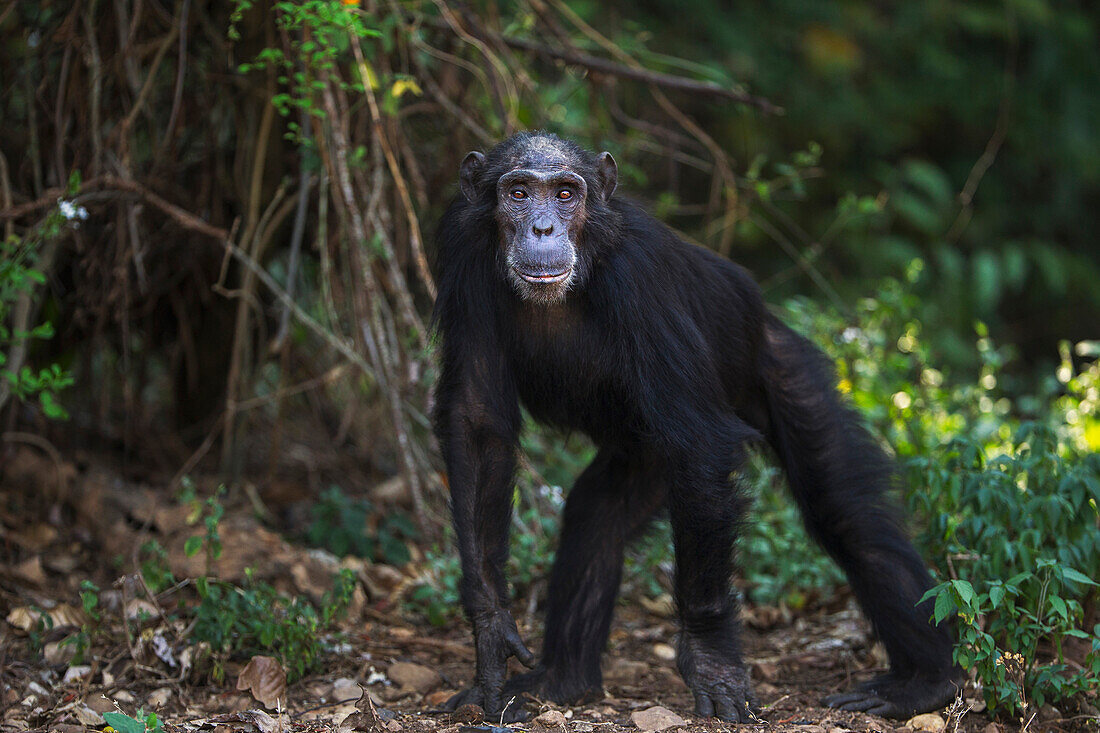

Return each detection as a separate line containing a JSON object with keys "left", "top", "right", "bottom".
{"left": 515, "top": 267, "right": 571, "bottom": 284}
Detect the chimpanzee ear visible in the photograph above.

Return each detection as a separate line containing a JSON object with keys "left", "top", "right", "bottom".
{"left": 459, "top": 151, "right": 486, "bottom": 203}
{"left": 596, "top": 151, "right": 617, "bottom": 202}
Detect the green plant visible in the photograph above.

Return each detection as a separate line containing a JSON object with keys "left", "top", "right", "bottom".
{"left": 138, "top": 540, "right": 176, "bottom": 595}
{"left": 180, "top": 482, "right": 225, "bottom": 571}
{"left": 739, "top": 454, "right": 844, "bottom": 608}
{"left": 407, "top": 547, "right": 462, "bottom": 627}
{"left": 0, "top": 177, "right": 79, "bottom": 420}
{"left": 62, "top": 579, "right": 101, "bottom": 664}
{"left": 917, "top": 424, "right": 1100, "bottom": 715}
{"left": 232, "top": 0, "right": 381, "bottom": 140}
{"left": 103, "top": 709, "right": 164, "bottom": 733}
{"left": 306, "top": 486, "right": 417, "bottom": 564}
{"left": 191, "top": 568, "right": 354, "bottom": 682}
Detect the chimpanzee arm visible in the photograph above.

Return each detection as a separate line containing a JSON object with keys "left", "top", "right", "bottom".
{"left": 433, "top": 340, "right": 535, "bottom": 715}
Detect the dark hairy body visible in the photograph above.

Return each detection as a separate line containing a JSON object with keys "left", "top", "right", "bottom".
{"left": 431, "top": 131, "right": 958, "bottom": 723}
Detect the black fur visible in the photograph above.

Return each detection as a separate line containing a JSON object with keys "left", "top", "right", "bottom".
{"left": 432, "top": 131, "right": 957, "bottom": 722}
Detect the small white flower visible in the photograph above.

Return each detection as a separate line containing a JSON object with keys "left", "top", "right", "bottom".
{"left": 58, "top": 199, "right": 89, "bottom": 222}
{"left": 841, "top": 327, "right": 862, "bottom": 343}
{"left": 28, "top": 31, "right": 40, "bottom": 48}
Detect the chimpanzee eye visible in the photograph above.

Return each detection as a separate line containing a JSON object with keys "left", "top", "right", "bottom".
{"left": 557, "top": 189, "right": 573, "bottom": 201}
{"left": 510, "top": 189, "right": 527, "bottom": 200}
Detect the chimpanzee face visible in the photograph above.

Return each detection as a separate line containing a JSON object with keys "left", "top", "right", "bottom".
{"left": 459, "top": 135, "right": 617, "bottom": 304}
{"left": 493, "top": 166, "right": 588, "bottom": 303}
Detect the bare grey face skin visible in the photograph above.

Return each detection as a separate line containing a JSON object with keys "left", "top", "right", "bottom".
{"left": 495, "top": 167, "right": 587, "bottom": 303}
{"left": 460, "top": 141, "right": 617, "bottom": 305}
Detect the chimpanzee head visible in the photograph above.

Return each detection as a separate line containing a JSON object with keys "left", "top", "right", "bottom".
{"left": 459, "top": 132, "right": 618, "bottom": 304}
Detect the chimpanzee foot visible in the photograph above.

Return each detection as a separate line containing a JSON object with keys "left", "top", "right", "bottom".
{"left": 677, "top": 638, "right": 760, "bottom": 723}
{"left": 442, "top": 667, "right": 601, "bottom": 723}
{"left": 823, "top": 673, "right": 960, "bottom": 718}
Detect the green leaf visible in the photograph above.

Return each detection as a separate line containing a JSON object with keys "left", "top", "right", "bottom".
{"left": 103, "top": 712, "right": 148, "bottom": 733}
{"left": 1061, "top": 567, "right": 1097, "bottom": 586}
{"left": 184, "top": 536, "right": 203, "bottom": 558}
{"left": 933, "top": 590, "right": 956, "bottom": 624}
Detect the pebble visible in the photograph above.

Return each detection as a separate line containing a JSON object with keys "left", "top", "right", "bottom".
{"left": 651, "top": 643, "right": 676, "bottom": 662}
{"left": 631, "top": 705, "right": 686, "bottom": 732}
{"left": 905, "top": 714, "right": 945, "bottom": 733}
{"left": 387, "top": 662, "right": 442, "bottom": 693}
{"left": 533, "top": 710, "right": 569, "bottom": 729}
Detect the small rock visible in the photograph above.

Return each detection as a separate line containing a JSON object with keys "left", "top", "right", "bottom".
{"left": 86, "top": 696, "right": 116, "bottom": 715}
{"left": 651, "top": 643, "right": 676, "bottom": 662}
{"left": 828, "top": 727, "right": 849, "bottom": 733}
{"left": 114, "top": 690, "right": 136, "bottom": 704}
{"left": 333, "top": 678, "right": 363, "bottom": 702}
{"left": 385, "top": 720, "right": 402, "bottom": 732}
{"left": 981, "top": 723, "right": 1000, "bottom": 733}
{"left": 387, "top": 662, "right": 442, "bottom": 693}
{"left": 575, "top": 724, "right": 594, "bottom": 732}
{"left": 895, "top": 727, "right": 914, "bottom": 733}
{"left": 71, "top": 703, "right": 104, "bottom": 726}
{"left": 631, "top": 705, "right": 686, "bottom": 732}
{"left": 905, "top": 714, "right": 945, "bottom": 733}
{"left": 451, "top": 704, "right": 484, "bottom": 724}
{"left": 427, "top": 690, "right": 453, "bottom": 707}
{"left": 604, "top": 659, "right": 649, "bottom": 683}
{"left": 1038, "top": 705, "right": 1061, "bottom": 722}
{"left": 63, "top": 665, "right": 92, "bottom": 684}
{"left": 534, "top": 710, "right": 569, "bottom": 729}
{"left": 147, "top": 687, "right": 172, "bottom": 708}
{"left": 43, "top": 641, "right": 76, "bottom": 665}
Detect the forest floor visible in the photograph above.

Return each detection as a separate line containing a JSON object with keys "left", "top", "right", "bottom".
{"left": 0, "top": 447, "right": 1064, "bottom": 733}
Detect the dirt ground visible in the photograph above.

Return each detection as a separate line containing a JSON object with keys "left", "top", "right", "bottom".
{"left": 0, "top": 447, "right": 1084, "bottom": 733}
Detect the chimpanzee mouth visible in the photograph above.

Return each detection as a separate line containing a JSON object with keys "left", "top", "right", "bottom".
{"left": 514, "top": 267, "right": 572, "bottom": 284}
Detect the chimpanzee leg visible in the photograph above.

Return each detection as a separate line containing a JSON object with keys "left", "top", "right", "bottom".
{"left": 761, "top": 320, "right": 957, "bottom": 717}
{"left": 667, "top": 427, "right": 758, "bottom": 724}
{"left": 502, "top": 448, "right": 667, "bottom": 709}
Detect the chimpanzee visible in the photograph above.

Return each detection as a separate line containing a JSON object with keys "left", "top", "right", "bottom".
{"left": 431, "top": 131, "right": 957, "bottom": 723}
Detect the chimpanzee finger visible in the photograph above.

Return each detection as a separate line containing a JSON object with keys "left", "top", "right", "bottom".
{"left": 693, "top": 693, "right": 715, "bottom": 718}
{"left": 503, "top": 625, "right": 535, "bottom": 667}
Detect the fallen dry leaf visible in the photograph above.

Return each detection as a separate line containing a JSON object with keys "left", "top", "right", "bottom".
{"left": 208, "top": 710, "right": 279, "bottom": 733}
{"left": 236, "top": 656, "right": 287, "bottom": 710}
{"left": 6, "top": 603, "right": 87, "bottom": 633}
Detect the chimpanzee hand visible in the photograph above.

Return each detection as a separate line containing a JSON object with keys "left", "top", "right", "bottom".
{"left": 677, "top": 633, "right": 761, "bottom": 724}
{"left": 443, "top": 608, "right": 536, "bottom": 718}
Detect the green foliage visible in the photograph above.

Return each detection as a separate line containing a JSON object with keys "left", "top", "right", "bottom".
{"left": 781, "top": 266, "right": 1100, "bottom": 714}
{"left": 917, "top": 426, "right": 1100, "bottom": 714}
{"left": 103, "top": 709, "right": 164, "bottom": 733}
{"left": 61, "top": 579, "right": 102, "bottom": 665}
{"left": 138, "top": 540, "right": 176, "bottom": 595}
{"left": 306, "top": 486, "right": 417, "bottom": 564}
{"left": 232, "top": 0, "right": 381, "bottom": 141}
{"left": 179, "top": 481, "right": 225, "bottom": 571}
{"left": 407, "top": 547, "right": 461, "bottom": 627}
{"left": 739, "top": 454, "right": 843, "bottom": 608}
{"left": 0, "top": 189, "right": 78, "bottom": 419}
{"left": 190, "top": 566, "right": 355, "bottom": 683}
{"left": 160, "top": 483, "right": 356, "bottom": 682}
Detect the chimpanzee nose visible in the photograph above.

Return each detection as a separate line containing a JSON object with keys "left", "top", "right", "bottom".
{"left": 532, "top": 217, "right": 554, "bottom": 236}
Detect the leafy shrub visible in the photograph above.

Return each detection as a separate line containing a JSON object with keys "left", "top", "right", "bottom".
{"left": 0, "top": 190, "right": 78, "bottom": 420}
{"left": 191, "top": 567, "right": 355, "bottom": 682}
{"left": 306, "top": 485, "right": 417, "bottom": 565}
{"left": 782, "top": 264, "right": 1100, "bottom": 715}
{"left": 917, "top": 425, "right": 1100, "bottom": 714}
